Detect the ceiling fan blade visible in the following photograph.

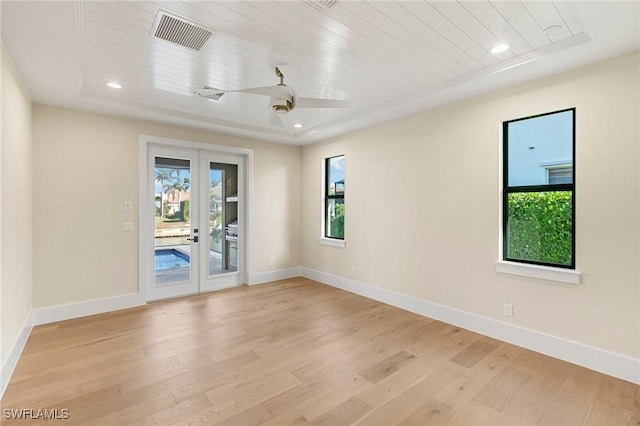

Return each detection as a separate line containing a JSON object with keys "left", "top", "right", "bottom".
{"left": 235, "top": 85, "right": 291, "bottom": 99}
{"left": 195, "top": 86, "right": 225, "bottom": 96}
{"left": 296, "top": 97, "right": 353, "bottom": 109}
{"left": 268, "top": 110, "right": 284, "bottom": 128}
{"left": 268, "top": 96, "right": 286, "bottom": 128}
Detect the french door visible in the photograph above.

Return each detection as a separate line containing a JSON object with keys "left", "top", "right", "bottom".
{"left": 145, "top": 144, "right": 245, "bottom": 301}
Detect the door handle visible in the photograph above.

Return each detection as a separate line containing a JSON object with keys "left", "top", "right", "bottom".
{"left": 187, "top": 236, "right": 199, "bottom": 243}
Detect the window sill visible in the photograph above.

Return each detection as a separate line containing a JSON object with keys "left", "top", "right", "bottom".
{"left": 495, "top": 260, "right": 581, "bottom": 285}
{"left": 319, "top": 237, "right": 345, "bottom": 248}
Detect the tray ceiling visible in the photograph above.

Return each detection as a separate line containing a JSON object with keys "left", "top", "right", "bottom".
{"left": 2, "top": 1, "right": 638, "bottom": 145}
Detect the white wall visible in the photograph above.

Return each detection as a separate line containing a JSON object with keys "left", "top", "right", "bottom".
{"left": 302, "top": 52, "right": 639, "bottom": 360}
{"left": 1, "top": 42, "right": 33, "bottom": 381}
{"left": 32, "top": 106, "right": 301, "bottom": 308}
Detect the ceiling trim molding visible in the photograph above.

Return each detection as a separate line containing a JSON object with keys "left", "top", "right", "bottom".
{"left": 79, "top": 92, "right": 296, "bottom": 143}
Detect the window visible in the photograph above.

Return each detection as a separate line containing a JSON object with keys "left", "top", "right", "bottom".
{"left": 503, "top": 109, "right": 575, "bottom": 268}
{"left": 325, "top": 155, "right": 345, "bottom": 239}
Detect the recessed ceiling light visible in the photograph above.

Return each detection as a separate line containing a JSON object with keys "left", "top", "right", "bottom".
{"left": 490, "top": 43, "right": 510, "bottom": 54}
{"left": 106, "top": 81, "right": 122, "bottom": 89}
{"left": 293, "top": 123, "right": 303, "bottom": 128}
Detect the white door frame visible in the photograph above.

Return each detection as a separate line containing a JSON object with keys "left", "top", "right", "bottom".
{"left": 138, "top": 134, "right": 254, "bottom": 301}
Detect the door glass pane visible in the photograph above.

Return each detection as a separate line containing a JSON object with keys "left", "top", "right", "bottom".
{"left": 209, "top": 162, "right": 238, "bottom": 276}
{"left": 208, "top": 168, "right": 224, "bottom": 275}
{"left": 154, "top": 157, "right": 192, "bottom": 285}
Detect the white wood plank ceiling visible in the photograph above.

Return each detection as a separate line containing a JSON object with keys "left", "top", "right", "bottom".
{"left": 2, "top": 1, "right": 638, "bottom": 144}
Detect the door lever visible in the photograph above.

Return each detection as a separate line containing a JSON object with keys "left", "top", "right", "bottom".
{"left": 187, "top": 236, "right": 199, "bottom": 243}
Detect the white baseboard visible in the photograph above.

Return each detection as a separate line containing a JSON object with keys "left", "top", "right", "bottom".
{"left": 301, "top": 267, "right": 640, "bottom": 385}
{"left": 1, "top": 311, "right": 33, "bottom": 399}
{"left": 249, "top": 267, "right": 302, "bottom": 285}
{"left": 31, "top": 292, "right": 146, "bottom": 326}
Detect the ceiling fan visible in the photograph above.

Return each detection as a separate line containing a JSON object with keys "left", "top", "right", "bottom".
{"left": 195, "top": 66, "right": 352, "bottom": 127}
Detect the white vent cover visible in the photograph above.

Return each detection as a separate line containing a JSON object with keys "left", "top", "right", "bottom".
{"left": 151, "top": 10, "right": 214, "bottom": 52}
{"left": 304, "top": 0, "right": 337, "bottom": 11}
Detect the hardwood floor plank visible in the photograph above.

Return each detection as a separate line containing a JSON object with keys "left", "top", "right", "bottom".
{"left": 358, "top": 350, "right": 417, "bottom": 384}
{"left": 432, "top": 360, "right": 501, "bottom": 411}
{"left": 257, "top": 407, "right": 309, "bottom": 425}
{"left": 262, "top": 380, "right": 331, "bottom": 417}
{"left": 295, "top": 375, "right": 372, "bottom": 421}
{"left": 583, "top": 398, "right": 633, "bottom": 426}
{"left": 169, "top": 351, "right": 267, "bottom": 404}
{"left": 489, "top": 359, "right": 567, "bottom": 425}
{"left": 397, "top": 398, "right": 455, "bottom": 426}
{"left": 2, "top": 278, "right": 637, "bottom": 426}
{"left": 213, "top": 403, "right": 272, "bottom": 426}
{"left": 309, "top": 396, "right": 371, "bottom": 426}
{"left": 120, "top": 351, "right": 260, "bottom": 395}
{"left": 533, "top": 394, "right": 588, "bottom": 426}
{"left": 597, "top": 374, "right": 639, "bottom": 410}
{"left": 448, "top": 399, "right": 499, "bottom": 425}
{"left": 450, "top": 336, "right": 499, "bottom": 368}
{"left": 356, "top": 346, "right": 448, "bottom": 409}
{"left": 291, "top": 316, "right": 431, "bottom": 384}
{"left": 356, "top": 360, "right": 466, "bottom": 426}
{"left": 82, "top": 393, "right": 176, "bottom": 426}
{"left": 251, "top": 325, "right": 358, "bottom": 359}
{"left": 473, "top": 366, "right": 531, "bottom": 411}
{"left": 172, "top": 373, "right": 299, "bottom": 426}
{"left": 132, "top": 394, "right": 212, "bottom": 426}
{"left": 203, "top": 370, "right": 301, "bottom": 409}
{"left": 556, "top": 363, "right": 601, "bottom": 410}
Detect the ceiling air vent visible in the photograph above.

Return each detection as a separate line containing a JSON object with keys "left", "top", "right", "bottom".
{"left": 151, "top": 10, "right": 214, "bottom": 52}
{"left": 304, "top": 0, "right": 337, "bottom": 11}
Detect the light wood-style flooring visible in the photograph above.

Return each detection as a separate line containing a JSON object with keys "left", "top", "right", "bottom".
{"left": 2, "top": 278, "right": 638, "bottom": 425}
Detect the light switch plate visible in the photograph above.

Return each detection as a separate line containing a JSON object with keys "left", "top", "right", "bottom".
{"left": 123, "top": 201, "right": 133, "bottom": 211}
{"left": 122, "top": 222, "right": 133, "bottom": 232}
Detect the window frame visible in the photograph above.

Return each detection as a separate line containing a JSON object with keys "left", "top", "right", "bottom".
{"left": 323, "top": 155, "right": 345, "bottom": 241}
{"left": 502, "top": 108, "right": 576, "bottom": 270}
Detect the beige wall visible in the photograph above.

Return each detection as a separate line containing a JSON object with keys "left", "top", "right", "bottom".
{"left": 32, "top": 106, "right": 301, "bottom": 308}
{"left": 302, "top": 52, "right": 640, "bottom": 358}
{"left": 1, "top": 43, "right": 33, "bottom": 367}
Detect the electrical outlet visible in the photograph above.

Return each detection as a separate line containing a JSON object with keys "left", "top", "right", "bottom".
{"left": 268, "top": 259, "right": 274, "bottom": 267}
{"left": 503, "top": 304, "right": 513, "bottom": 317}
{"left": 122, "top": 222, "right": 133, "bottom": 232}
{"left": 350, "top": 267, "right": 356, "bottom": 276}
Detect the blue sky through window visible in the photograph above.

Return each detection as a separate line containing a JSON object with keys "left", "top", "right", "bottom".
{"left": 329, "top": 156, "right": 345, "bottom": 183}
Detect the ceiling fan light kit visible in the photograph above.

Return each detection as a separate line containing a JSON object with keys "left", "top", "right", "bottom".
{"left": 272, "top": 101, "right": 292, "bottom": 114}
